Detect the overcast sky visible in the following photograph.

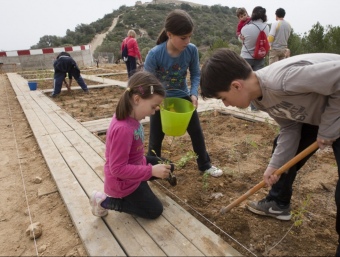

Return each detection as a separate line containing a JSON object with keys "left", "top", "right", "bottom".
{"left": 1, "top": 0, "right": 339, "bottom": 51}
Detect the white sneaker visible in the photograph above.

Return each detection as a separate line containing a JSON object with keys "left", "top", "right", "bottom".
{"left": 90, "top": 190, "right": 108, "bottom": 217}
{"left": 204, "top": 166, "right": 223, "bottom": 177}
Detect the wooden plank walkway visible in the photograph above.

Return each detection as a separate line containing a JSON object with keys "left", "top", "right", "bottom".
{"left": 7, "top": 73, "right": 242, "bottom": 256}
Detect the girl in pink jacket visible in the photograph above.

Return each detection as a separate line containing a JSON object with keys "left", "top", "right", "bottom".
{"left": 90, "top": 71, "right": 175, "bottom": 219}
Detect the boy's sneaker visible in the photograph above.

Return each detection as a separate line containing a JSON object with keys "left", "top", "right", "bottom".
{"left": 90, "top": 190, "right": 108, "bottom": 217}
{"left": 204, "top": 166, "right": 223, "bottom": 177}
{"left": 247, "top": 198, "right": 291, "bottom": 221}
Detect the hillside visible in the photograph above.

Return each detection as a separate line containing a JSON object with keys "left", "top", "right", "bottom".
{"left": 31, "top": 1, "right": 240, "bottom": 61}
{"left": 31, "top": 0, "right": 340, "bottom": 61}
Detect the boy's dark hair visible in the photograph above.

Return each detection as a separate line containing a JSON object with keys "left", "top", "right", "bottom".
{"left": 156, "top": 9, "right": 194, "bottom": 45}
{"left": 200, "top": 48, "right": 252, "bottom": 99}
{"left": 236, "top": 7, "right": 247, "bottom": 17}
{"left": 116, "top": 71, "right": 165, "bottom": 120}
{"left": 251, "top": 6, "right": 267, "bottom": 22}
{"left": 275, "top": 8, "right": 286, "bottom": 18}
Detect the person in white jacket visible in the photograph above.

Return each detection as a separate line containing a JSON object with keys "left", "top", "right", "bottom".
{"left": 200, "top": 48, "right": 340, "bottom": 257}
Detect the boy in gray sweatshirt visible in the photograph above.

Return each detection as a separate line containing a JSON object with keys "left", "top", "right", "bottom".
{"left": 200, "top": 48, "right": 340, "bottom": 256}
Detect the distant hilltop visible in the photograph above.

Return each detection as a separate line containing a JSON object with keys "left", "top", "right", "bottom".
{"left": 135, "top": 0, "right": 203, "bottom": 7}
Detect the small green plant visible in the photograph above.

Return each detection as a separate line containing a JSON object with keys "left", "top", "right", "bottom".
{"left": 175, "top": 150, "right": 198, "bottom": 168}
{"left": 202, "top": 172, "right": 209, "bottom": 191}
{"left": 245, "top": 135, "right": 258, "bottom": 149}
{"left": 291, "top": 195, "right": 311, "bottom": 227}
{"left": 80, "top": 107, "right": 84, "bottom": 112}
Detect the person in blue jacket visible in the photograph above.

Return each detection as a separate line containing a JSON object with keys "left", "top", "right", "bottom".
{"left": 51, "top": 52, "right": 89, "bottom": 97}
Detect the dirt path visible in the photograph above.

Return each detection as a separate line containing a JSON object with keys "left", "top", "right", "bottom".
{"left": 90, "top": 16, "right": 119, "bottom": 53}
{"left": 0, "top": 74, "right": 86, "bottom": 256}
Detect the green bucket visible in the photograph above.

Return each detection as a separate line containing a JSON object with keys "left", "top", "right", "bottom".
{"left": 160, "top": 97, "right": 195, "bottom": 137}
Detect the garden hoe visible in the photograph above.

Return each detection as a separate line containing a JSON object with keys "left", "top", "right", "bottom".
{"left": 220, "top": 141, "right": 319, "bottom": 214}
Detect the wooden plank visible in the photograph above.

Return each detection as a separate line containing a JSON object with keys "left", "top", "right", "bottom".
{"left": 50, "top": 132, "right": 166, "bottom": 256}
{"left": 137, "top": 215, "right": 205, "bottom": 256}
{"left": 104, "top": 212, "right": 167, "bottom": 256}
{"left": 29, "top": 93, "right": 73, "bottom": 133}
{"left": 49, "top": 132, "right": 105, "bottom": 196}
{"left": 7, "top": 73, "right": 30, "bottom": 95}
{"left": 41, "top": 83, "right": 117, "bottom": 93}
{"left": 22, "top": 94, "right": 61, "bottom": 134}
{"left": 217, "top": 108, "right": 277, "bottom": 125}
{"left": 81, "top": 117, "right": 149, "bottom": 133}
{"left": 22, "top": 109, "right": 49, "bottom": 137}
{"left": 36, "top": 90, "right": 62, "bottom": 111}
{"left": 150, "top": 184, "right": 242, "bottom": 256}
{"left": 55, "top": 109, "right": 106, "bottom": 159}
{"left": 63, "top": 130, "right": 105, "bottom": 178}
{"left": 34, "top": 134, "right": 126, "bottom": 256}
{"left": 82, "top": 74, "right": 127, "bottom": 88}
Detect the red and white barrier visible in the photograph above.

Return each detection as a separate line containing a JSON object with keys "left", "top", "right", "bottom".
{"left": 0, "top": 45, "right": 90, "bottom": 57}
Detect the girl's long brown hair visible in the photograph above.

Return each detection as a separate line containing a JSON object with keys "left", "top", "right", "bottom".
{"left": 115, "top": 71, "right": 165, "bottom": 120}
{"left": 156, "top": 9, "right": 194, "bottom": 45}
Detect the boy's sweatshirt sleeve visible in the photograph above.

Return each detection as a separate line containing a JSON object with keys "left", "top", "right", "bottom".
{"left": 283, "top": 61, "right": 340, "bottom": 141}
{"left": 267, "top": 117, "right": 302, "bottom": 169}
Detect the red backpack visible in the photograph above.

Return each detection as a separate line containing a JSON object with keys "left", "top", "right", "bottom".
{"left": 245, "top": 23, "right": 270, "bottom": 59}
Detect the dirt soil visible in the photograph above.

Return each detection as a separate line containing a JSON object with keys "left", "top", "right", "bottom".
{"left": 2, "top": 64, "right": 338, "bottom": 256}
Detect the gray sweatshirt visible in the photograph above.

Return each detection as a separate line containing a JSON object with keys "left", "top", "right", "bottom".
{"left": 254, "top": 53, "right": 340, "bottom": 169}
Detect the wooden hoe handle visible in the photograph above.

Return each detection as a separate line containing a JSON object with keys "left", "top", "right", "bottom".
{"left": 220, "top": 141, "right": 319, "bottom": 214}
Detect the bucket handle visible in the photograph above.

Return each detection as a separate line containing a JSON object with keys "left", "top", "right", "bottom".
{"left": 165, "top": 88, "right": 190, "bottom": 97}
{"left": 161, "top": 88, "right": 191, "bottom": 110}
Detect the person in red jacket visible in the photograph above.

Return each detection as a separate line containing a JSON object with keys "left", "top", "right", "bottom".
{"left": 121, "top": 30, "right": 143, "bottom": 77}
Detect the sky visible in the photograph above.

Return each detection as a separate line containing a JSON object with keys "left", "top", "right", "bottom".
{"left": 1, "top": 0, "right": 339, "bottom": 51}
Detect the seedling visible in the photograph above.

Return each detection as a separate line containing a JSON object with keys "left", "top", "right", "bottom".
{"left": 291, "top": 195, "right": 311, "bottom": 227}
{"left": 176, "top": 150, "right": 198, "bottom": 168}
{"left": 151, "top": 150, "right": 177, "bottom": 186}
{"left": 202, "top": 172, "right": 209, "bottom": 191}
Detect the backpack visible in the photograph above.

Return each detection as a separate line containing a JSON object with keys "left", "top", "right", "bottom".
{"left": 245, "top": 23, "right": 270, "bottom": 59}
{"left": 121, "top": 39, "right": 129, "bottom": 62}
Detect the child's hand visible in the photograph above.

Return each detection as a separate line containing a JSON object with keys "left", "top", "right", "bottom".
{"left": 152, "top": 164, "right": 171, "bottom": 179}
{"left": 317, "top": 137, "right": 335, "bottom": 150}
{"left": 190, "top": 95, "right": 198, "bottom": 108}
{"left": 263, "top": 166, "right": 280, "bottom": 187}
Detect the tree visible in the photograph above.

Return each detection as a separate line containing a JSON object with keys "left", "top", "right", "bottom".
{"left": 324, "top": 25, "right": 340, "bottom": 54}
{"left": 31, "top": 35, "right": 62, "bottom": 49}
{"left": 301, "top": 22, "right": 325, "bottom": 53}
{"left": 201, "top": 38, "right": 229, "bottom": 63}
{"left": 287, "top": 30, "right": 304, "bottom": 56}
